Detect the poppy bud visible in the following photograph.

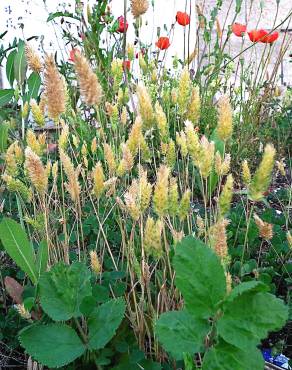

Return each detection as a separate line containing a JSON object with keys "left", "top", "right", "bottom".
{"left": 117, "top": 16, "right": 128, "bottom": 33}
{"left": 176, "top": 11, "right": 190, "bottom": 26}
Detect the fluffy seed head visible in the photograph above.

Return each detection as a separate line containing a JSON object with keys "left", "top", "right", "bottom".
{"left": 166, "top": 139, "right": 176, "bottom": 169}
{"left": 30, "top": 99, "right": 45, "bottom": 127}
{"left": 155, "top": 102, "right": 169, "bottom": 142}
{"left": 242, "top": 160, "right": 251, "bottom": 186}
{"left": 187, "top": 86, "right": 201, "bottom": 124}
{"left": 219, "top": 174, "right": 233, "bottom": 218}
{"left": 153, "top": 165, "right": 170, "bottom": 217}
{"left": 25, "top": 43, "right": 42, "bottom": 73}
{"left": 136, "top": 84, "right": 155, "bottom": 129}
{"left": 185, "top": 120, "right": 200, "bottom": 164}
{"left": 59, "top": 149, "right": 80, "bottom": 203}
{"left": 168, "top": 177, "right": 179, "bottom": 217}
{"left": 25, "top": 147, "right": 48, "bottom": 196}
{"left": 217, "top": 95, "right": 233, "bottom": 141}
{"left": 178, "top": 189, "right": 191, "bottom": 221}
{"left": 198, "top": 136, "right": 215, "bottom": 178}
{"left": 2, "top": 174, "right": 32, "bottom": 202}
{"left": 254, "top": 214, "right": 273, "bottom": 240}
{"left": 209, "top": 219, "right": 230, "bottom": 265}
{"left": 74, "top": 53, "right": 103, "bottom": 106}
{"left": 89, "top": 250, "right": 101, "bottom": 274}
{"left": 178, "top": 67, "right": 192, "bottom": 116}
{"left": 144, "top": 216, "right": 163, "bottom": 259}
{"left": 131, "top": 0, "right": 149, "bottom": 17}
{"left": 44, "top": 54, "right": 66, "bottom": 121}
{"left": 104, "top": 143, "right": 117, "bottom": 175}
{"left": 92, "top": 162, "right": 105, "bottom": 198}
{"left": 248, "top": 144, "right": 276, "bottom": 201}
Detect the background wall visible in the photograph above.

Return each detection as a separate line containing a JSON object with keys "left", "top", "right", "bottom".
{"left": 0, "top": 0, "right": 291, "bottom": 87}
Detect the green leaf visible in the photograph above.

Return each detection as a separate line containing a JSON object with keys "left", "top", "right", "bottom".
{"left": 0, "top": 89, "right": 14, "bottom": 107}
{"left": 88, "top": 298, "right": 125, "bottom": 350}
{"left": 217, "top": 290, "right": 288, "bottom": 351}
{"left": 47, "top": 11, "right": 79, "bottom": 22}
{"left": 14, "top": 40, "right": 27, "bottom": 86}
{"left": 225, "top": 281, "right": 268, "bottom": 303}
{"left": 0, "top": 218, "right": 37, "bottom": 284}
{"left": 174, "top": 236, "right": 226, "bottom": 319}
{"left": 27, "top": 72, "right": 41, "bottom": 100}
{"left": 202, "top": 340, "right": 264, "bottom": 370}
{"left": 36, "top": 240, "right": 48, "bottom": 278}
{"left": 6, "top": 50, "right": 17, "bottom": 86}
{"left": 0, "top": 122, "right": 9, "bottom": 152}
{"left": 39, "top": 261, "right": 92, "bottom": 321}
{"left": 19, "top": 324, "right": 86, "bottom": 368}
{"left": 155, "top": 310, "right": 209, "bottom": 360}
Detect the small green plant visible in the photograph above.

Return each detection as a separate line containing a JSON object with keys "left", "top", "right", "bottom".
{"left": 155, "top": 237, "right": 288, "bottom": 370}
{"left": 0, "top": 218, "right": 126, "bottom": 368}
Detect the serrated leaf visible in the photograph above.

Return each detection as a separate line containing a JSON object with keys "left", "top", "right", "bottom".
{"left": 0, "top": 89, "right": 14, "bottom": 107}
{"left": 14, "top": 40, "right": 27, "bottom": 85}
{"left": 6, "top": 50, "right": 17, "bottom": 86}
{"left": 202, "top": 340, "right": 264, "bottom": 370}
{"left": 155, "top": 310, "right": 209, "bottom": 360}
{"left": 174, "top": 236, "right": 226, "bottom": 319}
{"left": 27, "top": 72, "right": 41, "bottom": 100}
{"left": 19, "top": 324, "right": 85, "bottom": 368}
{"left": 88, "top": 298, "right": 125, "bottom": 350}
{"left": 217, "top": 291, "right": 288, "bottom": 351}
{"left": 225, "top": 281, "right": 268, "bottom": 303}
{"left": 0, "top": 218, "right": 37, "bottom": 284}
{"left": 39, "top": 261, "right": 92, "bottom": 321}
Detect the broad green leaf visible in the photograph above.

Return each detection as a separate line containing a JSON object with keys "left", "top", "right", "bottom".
{"left": 88, "top": 298, "right": 125, "bottom": 350}
{"left": 0, "top": 122, "right": 9, "bottom": 152}
{"left": 174, "top": 236, "right": 226, "bottom": 319}
{"left": 202, "top": 340, "right": 264, "bottom": 370}
{"left": 155, "top": 310, "right": 209, "bottom": 360}
{"left": 6, "top": 50, "right": 17, "bottom": 86}
{"left": 217, "top": 291, "right": 288, "bottom": 351}
{"left": 225, "top": 281, "right": 268, "bottom": 303}
{"left": 19, "top": 324, "right": 86, "bottom": 368}
{"left": 0, "top": 218, "right": 37, "bottom": 284}
{"left": 36, "top": 240, "right": 48, "bottom": 278}
{"left": 27, "top": 72, "right": 41, "bottom": 100}
{"left": 14, "top": 40, "right": 27, "bottom": 86}
{"left": 0, "top": 89, "right": 14, "bottom": 107}
{"left": 39, "top": 261, "right": 92, "bottom": 321}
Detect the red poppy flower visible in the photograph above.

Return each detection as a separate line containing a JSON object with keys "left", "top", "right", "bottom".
{"left": 68, "top": 48, "right": 80, "bottom": 62}
{"left": 248, "top": 29, "right": 268, "bottom": 42}
{"left": 231, "top": 23, "right": 247, "bottom": 37}
{"left": 176, "top": 11, "right": 190, "bottom": 26}
{"left": 123, "top": 60, "right": 131, "bottom": 71}
{"left": 117, "top": 16, "right": 128, "bottom": 33}
{"left": 156, "top": 37, "right": 170, "bottom": 50}
{"left": 261, "top": 31, "right": 279, "bottom": 44}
